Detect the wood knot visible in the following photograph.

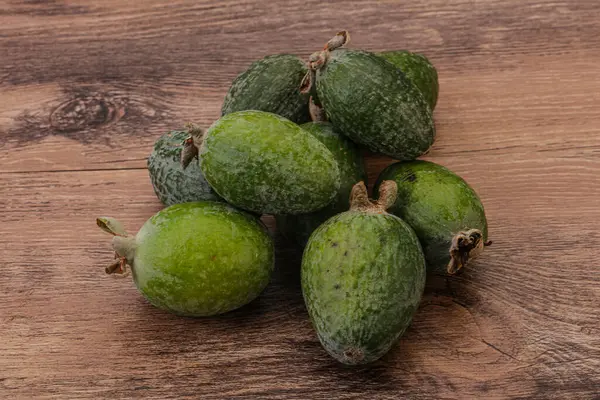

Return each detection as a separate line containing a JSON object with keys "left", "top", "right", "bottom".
{"left": 50, "top": 96, "right": 124, "bottom": 132}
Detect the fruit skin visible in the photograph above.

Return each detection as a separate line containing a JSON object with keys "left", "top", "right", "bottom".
{"left": 378, "top": 50, "right": 439, "bottom": 111}
{"left": 374, "top": 160, "right": 489, "bottom": 275}
{"left": 301, "top": 182, "right": 426, "bottom": 365}
{"left": 314, "top": 48, "right": 435, "bottom": 160}
{"left": 198, "top": 111, "right": 341, "bottom": 215}
{"left": 98, "top": 202, "right": 274, "bottom": 317}
{"left": 276, "top": 121, "right": 366, "bottom": 246}
{"left": 147, "top": 130, "right": 221, "bottom": 206}
{"left": 222, "top": 54, "right": 311, "bottom": 124}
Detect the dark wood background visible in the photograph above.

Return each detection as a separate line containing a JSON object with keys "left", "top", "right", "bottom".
{"left": 1, "top": 1, "right": 599, "bottom": 399}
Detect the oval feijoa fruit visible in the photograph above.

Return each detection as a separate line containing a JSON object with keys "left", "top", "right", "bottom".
{"left": 301, "top": 181, "right": 426, "bottom": 365}
{"left": 147, "top": 129, "right": 221, "bottom": 206}
{"left": 97, "top": 202, "right": 274, "bottom": 317}
{"left": 222, "top": 54, "right": 310, "bottom": 124}
{"left": 276, "top": 121, "right": 366, "bottom": 246}
{"left": 184, "top": 111, "right": 340, "bottom": 215}
{"left": 311, "top": 46, "right": 435, "bottom": 160}
{"left": 378, "top": 50, "right": 439, "bottom": 110}
{"left": 374, "top": 160, "right": 490, "bottom": 275}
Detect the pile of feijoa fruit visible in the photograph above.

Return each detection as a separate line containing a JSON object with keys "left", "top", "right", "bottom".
{"left": 97, "top": 31, "right": 491, "bottom": 365}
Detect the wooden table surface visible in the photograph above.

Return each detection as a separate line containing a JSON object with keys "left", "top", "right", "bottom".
{"left": 1, "top": 1, "right": 599, "bottom": 399}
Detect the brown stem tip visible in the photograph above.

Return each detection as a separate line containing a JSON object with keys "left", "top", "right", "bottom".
{"left": 349, "top": 180, "right": 398, "bottom": 214}
{"left": 447, "top": 229, "right": 488, "bottom": 275}
{"left": 96, "top": 217, "right": 128, "bottom": 236}
{"left": 324, "top": 30, "right": 350, "bottom": 51}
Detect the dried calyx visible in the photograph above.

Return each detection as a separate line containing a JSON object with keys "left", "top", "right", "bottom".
{"left": 300, "top": 30, "right": 350, "bottom": 94}
{"left": 447, "top": 229, "right": 492, "bottom": 275}
{"left": 180, "top": 123, "right": 204, "bottom": 169}
{"left": 349, "top": 181, "right": 397, "bottom": 214}
{"left": 96, "top": 217, "right": 137, "bottom": 275}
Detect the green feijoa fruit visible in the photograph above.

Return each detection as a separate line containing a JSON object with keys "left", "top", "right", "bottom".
{"left": 96, "top": 202, "right": 274, "bottom": 317}
{"left": 307, "top": 33, "right": 435, "bottom": 160}
{"left": 182, "top": 111, "right": 341, "bottom": 215}
{"left": 302, "top": 181, "right": 426, "bottom": 365}
{"left": 222, "top": 54, "right": 311, "bottom": 124}
{"left": 147, "top": 128, "right": 221, "bottom": 206}
{"left": 374, "top": 160, "right": 490, "bottom": 275}
{"left": 378, "top": 50, "right": 439, "bottom": 111}
{"left": 276, "top": 121, "right": 366, "bottom": 246}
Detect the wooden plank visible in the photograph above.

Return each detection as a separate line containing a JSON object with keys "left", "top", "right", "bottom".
{"left": 1, "top": 0, "right": 599, "bottom": 398}
{"left": 1, "top": 159, "right": 598, "bottom": 398}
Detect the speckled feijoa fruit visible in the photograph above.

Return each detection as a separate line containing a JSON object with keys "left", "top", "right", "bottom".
{"left": 301, "top": 181, "right": 426, "bottom": 365}
{"left": 378, "top": 50, "right": 439, "bottom": 111}
{"left": 222, "top": 54, "right": 311, "bottom": 124}
{"left": 374, "top": 160, "right": 490, "bottom": 275}
{"left": 182, "top": 111, "right": 341, "bottom": 215}
{"left": 96, "top": 202, "right": 274, "bottom": 317}
{"left": 306, "top": 32, "right": 435, "bottom": 160}
{"left": 276, "top": 121, "right": 366, "bottom": 246}
{"left": 147, "top": 128, "right": 221, "bottom": 206}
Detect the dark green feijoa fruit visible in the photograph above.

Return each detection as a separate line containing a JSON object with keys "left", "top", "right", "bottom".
{"left": 302, "top": 181, "right": 426, "bottom": 365}
{"left": 182, "top": 111, "right": 341, "bottom": 215}
{"left": 147, "top": 127, "right": 221, "bottom": 206}
{"left": 96, "top": 202, "right": 274, "bottom": 317}
{"left": 276, "top": 121, "right": 366, "bottom": 246}
{"left": 378, "top": 50, "right": 439, "bottom": 111}
{"left": 222, "top": 54, "right": 311, "bottom": 124}
{"left": 374, "top": 160, "right": 490, "bottom": 275}
{"left": 305, "top": 31, "right": 435, "bottom": 160}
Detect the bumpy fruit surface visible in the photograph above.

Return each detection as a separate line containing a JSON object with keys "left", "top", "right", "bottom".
{"left": 378, "top": 50, "right": 439, "bottom": 110}
{"left": 276, "top": 121, "right": 366, "bottom": 246}
{"left": 301, "top": 181, "right": 426, "bottom": 365}
{"left": 147, "top": 129, "right": 221, "bottom": 206}
{"left": 310, "top": 39, "right": 435, "bottom": 160}
{"left": 374, "top": 160, "right": 489, "bottom": 275}
{"left": 97, "top": 202, "right": 274, "bottom": 317}
{"left": 184, "top": 111, "right": 340, "bottom": 215}
{"left": 222, "top": 54, "right": 310, "bottom": 124}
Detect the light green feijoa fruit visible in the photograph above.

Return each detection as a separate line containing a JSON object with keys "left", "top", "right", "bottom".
{"left": 378, "top": 50, "right": 439, "bottom": 111}
{"left": 302, "top": 181, "right": 426, "bottom": 365}
{"left": 222, "top": 54, "right": 311, "bottom": 124}
{"left": 181, "top": 111, "right": 341, "bottom": 215}
{"left": 374, "top": 160, "right": 490, "bottom": 275}
{"left": 276, "top": 121, "right": 366, "bottom": 246}
{"left": 96, "top": 202, "right": 274, "bottom": 317}
{"left": 305, "top": 31, "right": 435, "bottom": 160}
{"left": 147, "top": 127, "right": 221, "bottom": 206}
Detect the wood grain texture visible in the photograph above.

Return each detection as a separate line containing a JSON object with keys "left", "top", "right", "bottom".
{"left": 1, "top": 0, "right": 599, "bottom": 399}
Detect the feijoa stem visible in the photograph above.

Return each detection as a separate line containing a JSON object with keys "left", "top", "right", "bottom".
{"left": 324, "top": 30, "right": 350, "bottom": 51}
{"left": 181, "top": 123, "right": 204, "bottom": 169}
{"left": 447, "top": 229, "right": 491, "bottom": 275}
{"left": 96, "top": 217, "right": 136, "bottom": 275}
{"left": 97, "top": 217, "right": 128, "bottom": 236}
{"left": 305, "top": 30, "right": 350, "bottom": 74}
{"left": 349, "top": 181, "right": 397, "bottom": 214}
{"left": 309, "top": 96, "right": 327, "bottom": 122}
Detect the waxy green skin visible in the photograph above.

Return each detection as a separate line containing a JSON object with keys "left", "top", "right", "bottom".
{"left": 276, "top": 122, "right": 366, "bottom": 246}
{"left": 199, "top": 111, "right": 341, "bottom": 215}
{"left": 374, "top": 161, "right": 488, "bottom": 275}
{"left": 147, "top": 130, "right": 221, "bottom": 206}
{"left": 301, "top": 211, "right": 426, "bottom": 365}
{"left": 222, "top": 54, "right": 311, "bottom": 124}
{"left": 127, "top": 202, "right": 274, "bottom": 316}
{"left": 315, "top": 48, "right": 435, "bottom": 160}
{"left": 378, "top": 50, "right": 439, "bottom": 111}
